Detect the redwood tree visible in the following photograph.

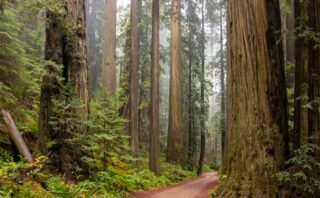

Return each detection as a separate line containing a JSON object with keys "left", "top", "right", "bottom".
{"left": 197, "top": 0, "right": 206, "bottom": 176}
{"left": 102, "top": 0, "right": 117, "bottom": 94}
{"left": 149, "top": 0, "right": 160, "bottom": 175}
{"left": 293, "top": 0, "right": 320, "bottom": 148}
{"left": 129, "top": 0, "right": 140, "bottom": 167}
{"left": 167, "top": 0, "right": 183, "bottom": 164}
{"left": 37, "top": 0, "right": 89, "bottom": 178}
{"left": 218, "top": 0, "right": 288, "bottom": 196}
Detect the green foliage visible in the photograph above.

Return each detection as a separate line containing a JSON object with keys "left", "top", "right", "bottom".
{"left": 0, "top": 0, "right": 44, "bottom": 135}
{"left": 81, "top": 90, "right": 129, "bottom": 173}
{"left": 276, "top": 144, "right": 320, "bottom": 197}
{"left": 0, "top": 157, "right": 195, "bottom": 198}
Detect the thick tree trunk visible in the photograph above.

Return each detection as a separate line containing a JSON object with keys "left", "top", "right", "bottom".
{"left": 37, "top": 0, "right": 89, "bottom": 179}
{"left": 217, "top": 1, "right": 288, "bottom": 197}
{"left": 37, "top": 11, "right": 64, "bottom": 153}
{"left": 149, "top": 0, "right": 160, "bottom": 175}
{"left": 64, "top": 0, "right": 90, "bottom": 130}
{"left": 102, "top": 0, "right": 117, "bottom": 94}
{"left": 167, "top": 0, "right": 183, "bottom": 164}
{"left": 197, "top": 0, "right": 206, "bottom": 176}
{"left": 130, "top": 0, "right": 140, "bottom": 168}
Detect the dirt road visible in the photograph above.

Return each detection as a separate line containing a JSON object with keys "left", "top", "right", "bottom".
{"left": 128, "top": 172, "right": 219, "bottom": 198}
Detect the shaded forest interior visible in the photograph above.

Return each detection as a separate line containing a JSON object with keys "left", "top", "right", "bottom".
{"left": 0, "top": 0, "right": 320, "bottom": 197}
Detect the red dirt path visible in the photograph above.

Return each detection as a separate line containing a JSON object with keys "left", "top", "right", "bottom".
{"left": 127, "top": 172, "right": 219, "bottom": 198}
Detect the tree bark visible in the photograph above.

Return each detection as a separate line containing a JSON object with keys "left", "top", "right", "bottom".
{"left": 217, "top": 0, "right": 288, "bottom": 197}
{"left": 197, "top": 0, "right": 206, "bottom": 176}
{"left": 37, "top": 11, "right": 64, "bottom": 153}
{"left": 130, "top": 0, "right": 140, "bottom": 168}
{"left": 2, "top": 110, "right": 33, "bottom": 163}
{"left": 64, "top": 0, "right": 90, "bottom": 131}
{"left": 149, "top": 0, "right": 160, "bottom": 175}
{"left": 102, "top": 0, "right": 117, "bottom": 94}
{"left": 167, "top": 0, "right": 183, "bottom": 164}
{"left": 37, "top": 0, "right": 89, "bottom": 179}
{"left": 219, "top": 0, "right": 226, "bottom": 169}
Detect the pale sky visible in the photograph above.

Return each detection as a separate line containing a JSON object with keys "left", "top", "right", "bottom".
{"left": 118, "top": 0, "right": 130, "bottom": 6}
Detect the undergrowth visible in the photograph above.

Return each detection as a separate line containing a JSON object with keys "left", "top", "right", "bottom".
{"left": 0, "top": 156, "right": 195, "bottom": 198}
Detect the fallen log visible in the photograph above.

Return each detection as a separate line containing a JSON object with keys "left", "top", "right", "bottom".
{"left": 1, "top": 110, "right": 33, "bottom": 163}
{"left": 0, "top": 123, "right": 7, "bottom": 134}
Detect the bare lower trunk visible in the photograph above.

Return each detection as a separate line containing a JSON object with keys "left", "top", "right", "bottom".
{"left": 197, "top": 0, "right": 206, "bottom": 176}
{"left": 167, "top": 0, "right": 183, "bottom": 164}
{"left": 293, "top": 0, "right": 320, "bottom": 148}
{"left": 149, "top": 0, "right": 160, "bottom": 175}
{"left": 102, "top": 0, "right": 117, "bottom": 94}
{"left": 129, "top": 0, "right": 140, "bottom": 168}
{"left": 218, "top": 1, "right": 288, "bottom": 197}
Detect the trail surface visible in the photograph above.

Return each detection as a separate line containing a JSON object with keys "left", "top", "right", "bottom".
{"left": 128, "top": 172, "right": 219, "bottom": 198}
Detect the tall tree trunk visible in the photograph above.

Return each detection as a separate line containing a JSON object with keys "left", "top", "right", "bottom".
{"left": 37, "top": 0, "right": 89, "bottom": 179}
{"left": 218, "top": 0, "right": 288, "bottom": 197}
{"left": 167, "top": 0, "right": 183, "bottom": 164}
{"left": 149, "top": 0, "right": 160, "bottom": 175}
{"left": 37, "top": 11, "right": 64, "bottom": 154}
{"left": 102, "top": 0, "right": 117, "bottom": 94}
{"left": 130, "top": 0, "right": 140, "bottom": 168}
{"left": 281, "top": 0, "right": 295, "bottom": 156}
{"left": 294, "top": 0, "right": 320, "bottom": 148}
{"left": 186, "top": 0, "right": 195, "bottom": 169}
{"left": 219, "top": 0, "right": 226, "bottom": 169}
{"left": 308, "top": 1, "right": 320, "bottom": 145}
{"left": 197, "top": 0, "right": 206, "bottom": 176}
{"left": 64, "top": 0, "right": 90, "bottom": 130}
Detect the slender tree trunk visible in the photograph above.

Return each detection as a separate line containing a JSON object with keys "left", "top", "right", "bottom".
{"left": 308, "top": 1, "right": 320, "bottom": 145}
{"left": 281, "top": 0, "right": 295, "bottom": 157}
{"left": 294, "top": 0, "right": 320, "bottom": 148}
{"left": 149, "top": 0, "right": 160, "bottom": 175}
{"left": 102, "top": 0, "right": 117, "bottom": 94}
{"left": 218, "top": 0, "right": 288, "bottom": 196}
{"left": 219, "top": 0, "right": 226, "bottom": 168}
{"left": 186, "top": 0, "right": 195, "bottom": 169}
{"left": 197, "top": 0, "right": 206, "bottom": 176}
{"left": 130, "top": 0, "right": 140, "bottom": 168}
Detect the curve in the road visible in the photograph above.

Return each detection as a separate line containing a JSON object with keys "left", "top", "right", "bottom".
{"left": 128, "top": 172, "right": 219, "bottom": 198}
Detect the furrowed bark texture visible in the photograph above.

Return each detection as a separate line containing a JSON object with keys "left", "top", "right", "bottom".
{"left": 149, "top": 0, "right": 160, "bottom": 175}
{"left": 102, "top": 0, "right": 117, "bottom": 94}
{"left": 37, "top": 0, "right": 89, "bottom": 179}
{"left": 293, "top": 0, "right": 320, "bottom": 148}
{"left": 64, "top": 0, "right": 90, "bottom": 130}
{"left": 37, "top": 11, "right": 64, "bottom": 154}
{"left": 129, "top": 0, "right": 140, "bottom": 167}
{"left": 218, "top": 1, "right": 288, "bottom": 197}
{"left": 167, "top": 0, "right": 183, "bottom": 163}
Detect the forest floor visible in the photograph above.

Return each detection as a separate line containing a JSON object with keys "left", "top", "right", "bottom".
{"left": 127, "top": 172, "right": 219, "bottom": 198}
